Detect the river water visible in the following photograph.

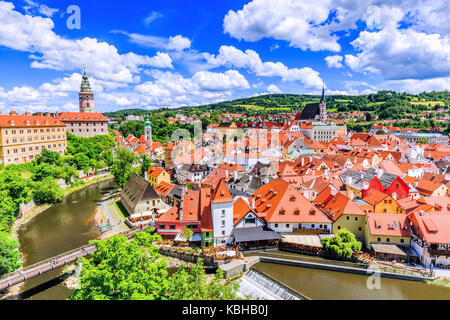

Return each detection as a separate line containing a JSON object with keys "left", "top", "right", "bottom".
{"left": 252, "top": 251, "right": 450, "bottom": 300}
{"left": 15, "top": 179, "right": 450, "bottom": 300}
{"left": 17, "top": 179, "right": 116, "bottom": 300}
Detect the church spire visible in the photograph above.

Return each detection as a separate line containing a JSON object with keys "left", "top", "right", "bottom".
{"left": 320, "top": 83, "right": 325, "bottom": 103}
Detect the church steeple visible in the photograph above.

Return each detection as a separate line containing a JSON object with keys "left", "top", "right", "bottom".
{"left": 79, "top": 68, "right": 95, "bottom": 113}
{"left": 319, "top": 83, "right": 327, "bottom": 122}
{"left": 145, "top": 115, "right": 152, "bottom": 146}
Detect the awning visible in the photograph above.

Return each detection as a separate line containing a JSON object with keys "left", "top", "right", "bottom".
{"left": 190, "top": 233, "right": 201, "bottom": 242}
{"left": 232, "top": 227, "right": 282, "bottom": 243}
{"left": 371, "top": 243, "right": 407, "bottom": 257}
{"left": 174, "top": 233, "right": 201, "bottom": 242}
{"left": 281, "top": 234, "right": 323, "bottom": 248}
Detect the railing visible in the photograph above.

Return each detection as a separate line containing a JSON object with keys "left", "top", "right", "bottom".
{"left": 429, "top": 249, "right": 450, "bottom": 257}
{"left": 292, "top": 228, "right": 330, "bottom": 235}
{"left": 0, "top": 228, "right": 140, "bottom": 292}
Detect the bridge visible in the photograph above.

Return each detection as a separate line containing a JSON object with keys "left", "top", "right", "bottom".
{"left": 0, "top": 228, "right": 140, "bottom": 292}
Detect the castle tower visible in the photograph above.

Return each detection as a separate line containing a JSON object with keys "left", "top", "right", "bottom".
{"left": 145, "top": 115, "right": 152, "bottom": 146}
{"left": 319, "top": 84, "right": 327, "bottom": 122}
{"left": 79, "top": 68, "right": 95, "bottom": 113}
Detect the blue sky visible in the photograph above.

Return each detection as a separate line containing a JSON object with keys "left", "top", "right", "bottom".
{"left": 0, "top": 0, "right": 448, "bottom": 113}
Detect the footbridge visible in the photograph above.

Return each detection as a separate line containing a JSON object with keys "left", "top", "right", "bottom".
{"left": 0, "top": 228, "right": 139, "bottom": 292}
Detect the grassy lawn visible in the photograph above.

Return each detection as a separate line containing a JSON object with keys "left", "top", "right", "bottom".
{"left": 114, "top": 200, "right": 130, "bottom": 219}
{"left": 411, "top": 101, "right": 445, "bottom": 107}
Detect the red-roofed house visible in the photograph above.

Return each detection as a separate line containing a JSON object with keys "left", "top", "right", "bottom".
{"left": 248, "top": 178, "right": 332, "bottom": 233}
{"left": 409, "top": 212, "right": 450, "bottom": 266}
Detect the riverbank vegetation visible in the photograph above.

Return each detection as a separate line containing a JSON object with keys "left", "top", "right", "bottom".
{"left": 69, "top": 230, "right": 240, "bottom": 300}
{"left": 0, "top": 133, "right": 115, "bottom": 276}
{"left": 321, "top": 229, "right": 362, "bottom": 258}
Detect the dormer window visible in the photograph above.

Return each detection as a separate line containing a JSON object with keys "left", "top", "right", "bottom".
{"left": 279, "top": 208, "right": 285, "bottom": 215}
{"left": 26, "top": 121, "right": 30, "bottom": 126}
{"left": 11, "top": 120, "right": 15, "bottom": 126}
{"left": 36, "top": 121, "right": 39, "bottom": 125}
{"left": 46, "top": 121, "right": 49, "bottom": 125}
{"left": 309, "top": 209, "right": 315, "bottom": 215}
{"left": 294, "top": 209, "right": 300, "bottom": 216}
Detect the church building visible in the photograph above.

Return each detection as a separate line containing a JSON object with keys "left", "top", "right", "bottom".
{"left": 296, "top": 85, "right": 327, "bottom": 122}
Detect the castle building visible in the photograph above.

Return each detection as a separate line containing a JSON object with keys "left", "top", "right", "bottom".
{"left": 0, "top": 111, "right": 67, "bottom": 166}
{"left": 56, "top": 69, "right": 108, "bottom": 137}
{"left": 79, "top": 69, "right": 95, "bottom": 113}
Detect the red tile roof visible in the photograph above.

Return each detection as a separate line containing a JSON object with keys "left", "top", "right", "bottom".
{"left": 212, "top": 179, "right": 233, "bottom": 204}
{"left": 0, "top": 115, "right": 65, "bottom": 128}
{"left": 56, "top": 112, "right": 107, "bottom": 122}
{"left": 249, "top": 178, "right": 331, "bottom": 224}
{"left": 366, "top": 213, "right": 412, "bottom": 237}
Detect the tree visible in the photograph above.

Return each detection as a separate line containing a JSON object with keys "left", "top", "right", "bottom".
{"left": 69, "top": 232, "right": 241, "bottom": 300}
{"left": 140, "top": 154, "right": 152, "bottom": 178}
{"left": 36, "top": 148, "right": 61, "bottom": 165}
{"left": 73, "top": 153, "right": 91, "bottom": 173}
{"left": 181, "top": 226, "right": 194, "bottom": 242}
{"left": 166, "top": 260, "right": 240, "bottom": 300}
{"left": 33, "top": 163, "right": 55, "bottom": 181}
{"left": 33, "top": 181, "right": 64, "bottom": 204}
{"left": 321, "top": 229, "right": 362, "bottom": 258}
{"left": 69, "top": 232, "right": 169, "bottom": 300}
{"left": 111, "top": 147, "right": 137, "bottom": 188}
{"left": 0, "top": 191, "right": 18, "bottom": 231}
{"left": 0, "top": 231, "right": 21, "bottom": 277}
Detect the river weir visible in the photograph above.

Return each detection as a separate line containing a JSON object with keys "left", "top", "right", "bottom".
{"left": 238, "top": 268, "right": 308, "bottom": 300}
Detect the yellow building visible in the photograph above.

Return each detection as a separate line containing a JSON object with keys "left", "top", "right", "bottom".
{"left": 0, "top": 112, "right": 67, "bottom": 166}
{"left": 362, "top": 189, "right": 401, "bottom": 214}
{"left": 147, "top": 166, "right": 171, "bottom": 188}
{"left": 363, "top": 213, "right": 412, "bottom": 249}
{"left": 317, "top": 191, "right": 366, "bottom": 240}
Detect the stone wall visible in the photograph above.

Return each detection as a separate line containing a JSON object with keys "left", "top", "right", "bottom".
{"left": 18, "top": 199, "right": 36, "bottom": 218}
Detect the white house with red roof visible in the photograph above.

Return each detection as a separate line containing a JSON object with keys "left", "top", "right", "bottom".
{"left": 409, "top": 211, "right": 450, "bottom": 267}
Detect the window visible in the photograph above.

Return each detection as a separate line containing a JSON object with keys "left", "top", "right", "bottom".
{"left": 169, "top": 224, "right": 175, "bottom": 230}
{"left": 286, "top": 224, "right": 290, "bottom": 228}
{"left": 160, "top": 224, "right": 165, "bottom": 230}
{"left": 274, "top": 223, "right": 278, "bottom": 228}
{"left": 358, "top": 227, "right": 362, "bottom": 231}
{"left": 222, "top": 231, "right": 225, "bottom": 236}
{"left": 386, "top": 238, "right": 390, "bottom": 242}
{"left": 355, "top": 217, "right": 358, "bottom": 221}
{"left": 400, "top": 239, "right": 404, "bottom": 243}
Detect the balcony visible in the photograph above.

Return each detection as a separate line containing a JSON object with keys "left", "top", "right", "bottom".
{"left": 429, "top": 249, "right": 450, "bottom": 257}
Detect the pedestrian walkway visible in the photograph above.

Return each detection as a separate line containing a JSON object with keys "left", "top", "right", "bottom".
{"left": 101, "top": 201, "right": 129, "bottom": 233}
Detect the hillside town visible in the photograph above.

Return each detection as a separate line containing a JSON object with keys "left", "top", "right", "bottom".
{"left": 0, "top": 70, "right": 449, "bottom": 300}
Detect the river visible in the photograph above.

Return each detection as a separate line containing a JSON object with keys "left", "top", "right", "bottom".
{"left": 17, "top": 179, "right": 116, "bottom": 300}
{"left": 252, "top": 251, "right": 450, "bottom": 300}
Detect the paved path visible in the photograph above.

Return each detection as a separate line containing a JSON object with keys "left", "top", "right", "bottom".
{"left": 101, "top": 200, "right": 129, "bottom": 233}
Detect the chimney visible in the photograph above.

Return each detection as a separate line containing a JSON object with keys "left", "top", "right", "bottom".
{"left": 234, "top": 170, "right": 238, "bottom": 180}
{"left": 226, "top": 170, "right": 229, "bottom": 178}
{"left": 377, "top": 169, "right": 384, "bottom": 179}
{"left": 301, "top": 157, "right": 304, "bottom": 167}
{"left": 346, "top": 174, "right": 352, "bottom": 185}
{"left": 252, "top": 197, "right": 255, "bottom": 209}
{"left": 24, "top": 111, "right": 31, "bottom": 116}
{"left": 414, "top": 180, "right": 419, "bottom": 188}
{"left": 179, "top": 187, "right": 186, "bottom": 220}
{"left": 9, "top": 110, "right": 17, "bottom": 115}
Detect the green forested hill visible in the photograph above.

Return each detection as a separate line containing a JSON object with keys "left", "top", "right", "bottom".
{"left": 105, "top": 91, "right": 450, "bottom": 119}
